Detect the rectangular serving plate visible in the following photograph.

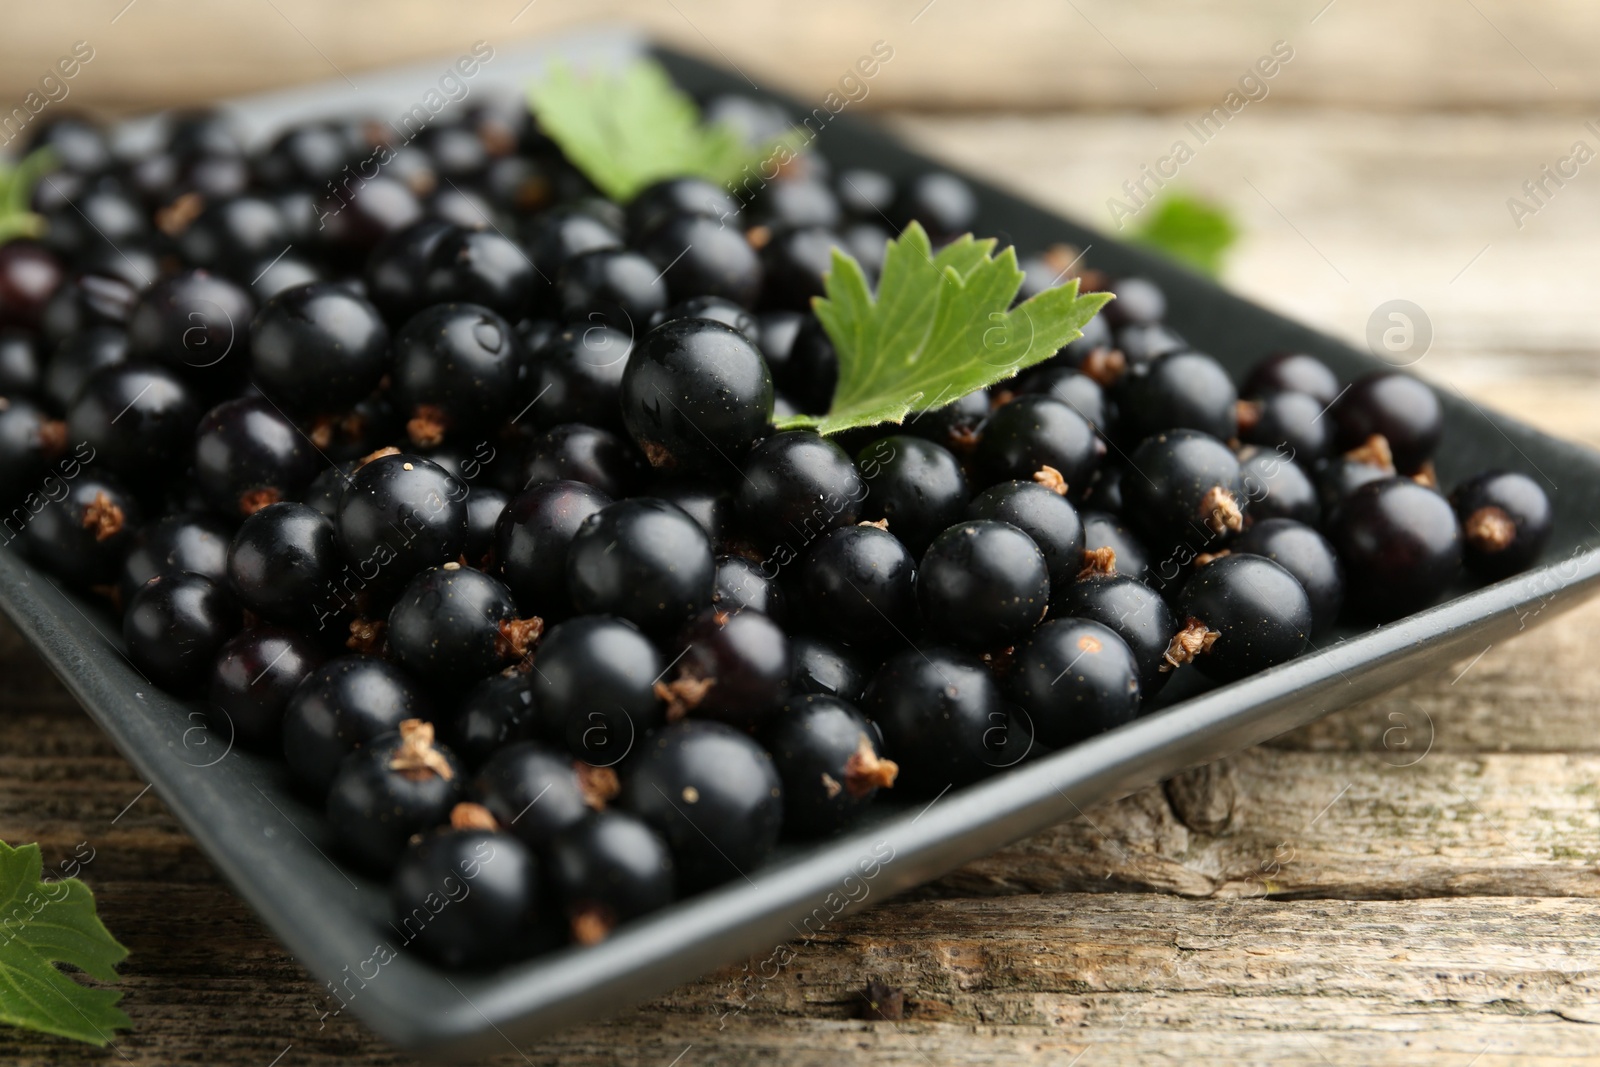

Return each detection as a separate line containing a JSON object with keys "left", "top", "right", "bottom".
{"left": 5, "top": 28, "right": 1600, "bottom": 1060}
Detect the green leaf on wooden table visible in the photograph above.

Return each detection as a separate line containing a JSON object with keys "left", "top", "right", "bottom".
{"left": 1131, "top": 191, "right": 1239, "bottom": 277}
{"left": 0, "top": 839, "right": 129, "bottom": 1046}
{"left": 0, "top": 149, "right": 55, "bottom": 244}
{"left": 527, "top": 59, "right": 793, "bottom": 203}
{"left": 775, "top": 221, "right": 1114, "bottom": 436}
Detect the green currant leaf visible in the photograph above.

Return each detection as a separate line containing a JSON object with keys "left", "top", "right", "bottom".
{"left": 1131, "top": 191, "right": 1238, "bottom": 277}
{"left": 527, "top": 59, "right": 792, "bottom": 204}
{"left": 0, "top": 148, "right": 54, "bottom": 243}
{"left": 776, "top": 221, "right": 1114, "bottom": 436}
{"left": 0, "top": 840, "right": 129, "bottom": 1046}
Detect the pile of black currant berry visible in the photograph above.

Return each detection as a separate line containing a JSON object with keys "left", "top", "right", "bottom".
{"left": 0, "top": 90, "right": 1553, "bottom": 971}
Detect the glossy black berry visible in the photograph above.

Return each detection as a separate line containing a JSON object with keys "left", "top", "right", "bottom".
{"left": 865, "top": 647, "right": 1007, "bottom": 793}
{"left": 638, "top": 213, "right": 763, "bottom": 307}
{"left": 1234, "top": 518, "right": 1344, "bottom": 635}
{"left": 0, "top": 330, "right": 40, "bottom": 394}
{"left": 123, "top": 573, "right": 241, "bottom": 694}
{"left": 799, "top": 524, "right": 918, "bottom": 648}
{"left": 21, "top": 473, "right": 140, "bottom": 587}
{"left": 556, "top": 248, "right": 667, "bottom": 332}
{"left": 836, "top": 168, "right": 896, "bottom": 220}
{"left": 1007, "top": 618, "right": 1142, "bottom": 746}
{"left": 520, "top": 422, "right": 643, "bottom": 499}
{"left": 119, "top": 511, "right": 232, "bottom": 603}
{"left": 890, "top": 172, "right": 977, "bottom": 241}
{"left": 420, "top": 665, "right": 530, "bottom": 777}
{"left": 281, "top": 655, "right": 432, "bottom": 796}
{"left": 43, "top": 325, "right": 129, "bottom": 411}
{"left": 548, "top": 810, "right": 674, "bottom": 944}
{"left": 194, "top": 397, "right": 318, "bottom": 517}
{"left": 422, "top": 227, "right": 536, "bottom": 319}
{"left": 736, "top": 431, "right": 863, "bottom": 548}
{"left": 225, "top": 501, "right": 342, "bottom": 628}
{"left": 248, "top": 282, "right": 389, "bottom": 414}
{"left": 494, "top": 479, "right": 611, "bottom": 619}
{"left": 965, "top": 479, "right": 1086, "bottom": 592}
{"left": 1023, "top": 365, "right": 1110, "bottom": 432}
{"left": 974, "top": 395, "right": 1101, "bottom": 495}
{"left": 1334, "top": 372, "right": 1442, "bottom": 474}
{"left": 1053, "top": 566, "right": 1178, "bottom": 697}
{"left": 666, "top": 607, "right": 792, "bottom": 730}
{"left": 207, "top": 624, "right": 324, "bottom": 750}
{"left": 328, "top": 719, "right": 461, "bottom": 872}
{"left": 919, "top": 520, "right": 1049, "bottom": 650}
{"left": 789, "top": 636, "right": 871, "bottom": 704}
{"left": 525, "top": 325, "right": 632, "bottom": 428}
{"left": 620, "top": 720, "right": 783, "bottom": 892}
{"left": 41, "top": 273, "right": 137, "bottom": 345}
{"left": 771, "top": 315, "right": 836, "bottom": 415}
{"left": 391, "top": 302, "right": 519, "bottom": 445}
{"left": 0, "top": 240, "right": 63, "bottom": 331}
{"left": 247, "top": 251, "right": 323, "bottom": 303}
{"left": 1238, "top": 445, "right": 1320, "bottom": 526}
{"left": 1237, "top": 389, "right": 1331, "bottom": 462}
{"left": 391, "top": 828, "right": 541, "bottom": 968}
{"left": 655, "top": 295, "right": 760, "bottom": 346}
{"left": 713, "top": 554, "right": 787, "bottom": 622}
{"left": 1113, "top": 350, "right": 1238, "bottom": 443}
{"left": 1121, "top": 430, "right": 1245, "bottom": 553}
{"left": 1333, "top": 477, "right": 1462, "bottom": 619}
{"left": 762, "top": 694, "right": 896, "bottom": 838}
{"left": 364, "top": 219, "right": 455, "bottom": 324}
{"left": 1451, "top": 470, "right": 1553, "bottom": 579}
{"left": 1316, "top": 451, "right": 1395, "bottom": 520}
{"left": 567, "top": 498, "right": 715, "bottom": 635}
{"left": 170, "top": 195, "right": 288, "bottom": 273}
{"left": 855, "top": 436, "right": 970, "bottom": 556}
{"left": 126, "top": 270, "right": 254, "bottom": 392}
{"left": 621, "top": 317, "right": 773, "bottom": 474}
{"left": 1114, "top": 322, "right": 1186, "bottom": 366}
{"left": 471, "top": 741, "right": 598, "bottom": 850}
{"left": 651, "top": 477, "right": 733, "bottom": 546}
{"left": 758, "top": 226, "right": 841, "bottom": 311}
{"left": 625, "top": 178, "right": 740, "bottom": 236}
{"left": 387, "top": 565, "right": 539, "bottom": 684}
{"left": 463, "top": 485, "right": 507, "bottom": 569}
{"left": 532, "top": 615, "right": 663, "bottom": 765}
{"left": 1083, "top": 511, "right": 1151, "bottom": 583}
{"left": 1244, "top": 351, "right": 1341, "bottom": 407}
{"left": 337, "top": 452, "right": 469, "bottom": 596}
{"left": 1174, "top": 554, "right": 1312, "bottom": 681}
{"left": 0, "top": 395, "right": 65, "bottom": 503}
{"left": 523, "top": 206, "right": 623, "bottom": 307}
{"left": 904, "top": 387, "right": 988, "bottom": 452}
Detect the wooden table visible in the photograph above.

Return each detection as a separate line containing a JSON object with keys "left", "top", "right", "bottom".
{"left": 5, "top": 5, "right": 1600, "bottom": 1064}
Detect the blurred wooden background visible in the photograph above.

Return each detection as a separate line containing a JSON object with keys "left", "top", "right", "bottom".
{"left": 4, "top": 3, "right": 1600, "bottom": 1065}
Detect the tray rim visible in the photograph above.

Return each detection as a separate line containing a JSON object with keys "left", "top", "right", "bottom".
{"left": 3, "top": 27, "right": 1599, "bottom": 1060}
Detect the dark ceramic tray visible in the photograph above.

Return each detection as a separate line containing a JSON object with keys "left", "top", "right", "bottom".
{"left": 4, "top": 28, "right": 1600, "bottom": 1061}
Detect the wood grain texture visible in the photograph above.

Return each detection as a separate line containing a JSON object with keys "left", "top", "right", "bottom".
{"left": 1, "top": 2, "right": 1596, "bottom": 113}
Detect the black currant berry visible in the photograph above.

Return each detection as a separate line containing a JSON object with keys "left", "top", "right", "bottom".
{"left": 637, "top": 213, "right": 763, "bottom": 308}
{"left": 651, "top": 476, "right": 733, "bottom": 546}
{"left": 391, "top": 302, "right": 519, "bottom": 446}
{"left": 864, "top": 647, "right": 1008, "bottom": 793}
{"left": 1333, "top": 477, "right": 1462, "bottom": 619}
{"left": 127, "top": 269, "right": 254, "bottom": 393}
{"left": 1316, "top": 444, "right": 1396, "bottom": 520}
{"left": 789, "top": 636, "right": 872, "bottom": 704}
{"left": 41, "top": 273, "right": 137, "bottom": 345}
{"left": 1022, "top": 365, "right": 1110, "bottom": 432}
{"left": 0, "top": 330, "right": 41, "bottom": 394}
{"left": 421, "top": 227, "right": 537, "bottom": 319}
{"left": 736, "top": 431, "right": 863, "bottom": 548}
{"left": 620, "top": 317, "right": 773, "bottom": 474}
{"left": 965, "top": 479, "right": 1086, "bottom": 592}
{"left": 249, "top": 282, "right": 390, "bottom": 414}
{"left": 661, "top": 608, "right": 791, "bottom": 730}
{"left": 798, "top": 524, "right": 918, "bottom": 648}
{"left": 194, "top": 397, "right": 318, "bottom": 517}
{"left": 1451, "top": 470, "right": 1553, "bottom": 579}
{"left": 625, "top": 178, "right": 740, "bottom": 236}
{"left": 1121, "top": 429, "right": 1245, "bottom": 553}
{"left": 620, "top": 720, "right": 783, "bottom": 893}
{"left": 772, "top": 314, "right": 836, "bottom": 414}
{"left": 1112, "top": 350, "right": 1238, "bottom": 443}
{"left": 713, "top": 554, "right": 787, "bottom": 621}
{"left": 904, "top": 387, "right": 988, "bottom": 453}
{"left": 364, "top": 219, "right": 455, "bottom": 324}
{"left": 762, "top": 694, "right": 897, "bottom": 837}
{"left": 169, "top": 195, "right": 288, "bottom": 273}
{"left": 556, "top": 248, "right": 667, "bottom": 331}
{"left": 519, "top": 422, "right": 643, "bottom": 499}
{"left": 0, "top": 395, "right": 65, "bottom": 503}
{"left": 1237, "top": 389, "right": 1331, "bottom": 462}
{"left": 472, "top": 741, "right": 608, "bottom": 849}
{"left": 281, "top": 655, "right": 432, "bottom": 796}
{"left": 327, "top": 719, "right": 461, "bottom": 872}
{"left": 548, "top": 810, "right": 675, "bottom": 944}
{"left": 119, "top": 511, "right": 232, "bottom": 603}
{"left": 918, "top": 520, "right": 1049, "bottom": 650}
{"left": 855, "top": 436, "right": 970, "bottom": 556}
{"left": 124, "top": 573, "right": 241, "bottom": 694}
{"left": 495, "top": 479, "right": 611, "bottom": 619}
{"left": 336, "top": 452, "right": 469, "bottom": 596}
{"left": 757, "top": 226, "right": 842, "bottom": 311}
{"left": 1053, "top": 556, "right": 1179, "bottom": 696}
{"left": 387, "top": 565, "right": 541, "bottom": 684}
{"left": 1006, "top": 618, "right": 1142, "bottom": 747}
{"left": 463, "top": 485, "right": 507, "bottom": 569}
{"left": 657, "top": 295, "right": 760, "bottom": 346}
{"left": 532, "top": 614, "right": 664, "bottom": 765}
{"left": 391, "top": 825, "right": 541, "bottom": 968}
{"left": 1234, "top": 518, "right": 1345, "bottom": 634}
{"left": 21, "top": 473, "right": 140, "bottom": 587}
{"left": 1244, "top": 351, "right": 1341, "bottom": 407}
{"left": 1334, "top": 372, "right": 1442, "bottom": 474}
{"left": 566, "top": 498, "right": 714, "bottom": 635}
{"left": 890, "top": 172, "right": 977, "bottom": 242}
{"left": 1239, "top": 445, "right": 1320, "bottom": 527}
{"left": 974, "top": 395, "right": 1101, "bottom": 494}
{"left": 207, "top": 624, "right": 323, "bottom": 750}
{"left": 43, "top": 326, "right": 129, "bottom": 411}
{"left": 525, "top": 325, "right": 632, "bottom": 429}
{"left": 1103, "top": 276, "right": 1166, "bottom": 327}
{"left": 226, "top": 501, "right": 343, "bottom": 628}
{"left": 1173, "top": 554, "right": 1312, "bottom": 682}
